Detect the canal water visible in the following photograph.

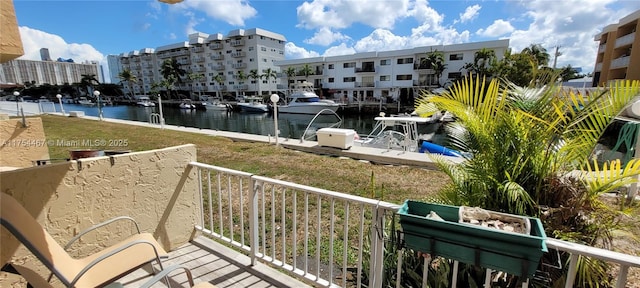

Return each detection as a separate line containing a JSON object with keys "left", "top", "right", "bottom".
{"left": 59, "top": 104, "right": 448, "bottom": 141}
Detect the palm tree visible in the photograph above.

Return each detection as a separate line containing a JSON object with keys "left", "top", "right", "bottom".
{"left": 118, "top": 69, "right": 137, "bottom": 99}
{"left": 212, "top": 74, "right": 225, "bottom": 99}
{"left": 248, "top": 69, "right": 260, "bottom": 94}
{"left": 285, "top": 67, "right": 297, "bottom": 88}
{"left": 415, "top": 76, "right": 640, "bottom": 286}
{"left": 422, "top": 50, "right": 446, "bottom": 86}
{"left": 235, "top": 70, "right": 247, "bottom": 98}
{"left": 187, "top": 72, "right": 205, "bottom": 100}
{"left": 160, "top": 58, "right": 186, "bottom": 99}
{"left": 298, "top": 64, "right": 313, "bottom": 81}
{"left": 521, "top": 43, "right": 550, "bottom": 68}
{"left": 80, "top": 74, "right": 100, "bottom": 98}
{"left": 462, "top": 48, "right": 496, "bottom": 78}
{"left": 261, "top": 68, "right": 278, "bottom": 95}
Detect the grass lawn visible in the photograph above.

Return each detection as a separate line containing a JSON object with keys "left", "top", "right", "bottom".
{"left": 41, "top": 115, "right": 450, "bottom": 205}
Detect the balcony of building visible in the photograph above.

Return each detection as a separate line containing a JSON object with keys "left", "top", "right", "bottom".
{"left": 192, "top": 67, "right": 206, "bottom": 73}
{"left": 233, "top": 84, "right": 248, "bottom": 90}
{"left": 1, "top": 120, "right": 639, "bottom": 288}
{"left": 595, "top": 62, "right": 603, "bottom": 72}
{"left": 213, "top": 85, "right": 227, "bottom": 91}
{"left": 355, "top": 81, "right": 375, "bottom": 87}
{"left": 599, "top": 43, "right": 607, "bottom": 53}
{"left": 230, "top": 39, "right": 245, "bottom": 47}
{"left": 213, "top": 65, "right": 225, "bottom": 71}
{"left": 211, "top": 54, "right": 224, "bottom": 61}
{"left": 231, "top": 51, "right": 246, "bottom": 58}
{"left": 192, "top": 46, "right": 205, "bottom": 53}
{"left": 615, "top": 32, "right": 636, "bottom": 48}
{"left": 209, "top": 43, "right": 223, "bottom": 50}
{"left": 232, "top": 63, "right": 247, "bottom": 69}
{"left": 611, "top": 55, "right": 631, "bottom": 69}
{"left": 355, "top": 65, "right": 376, "bottom": 74}
{"left": 194, "top": 57, "right": 206, "bottom": 63}
{"left": 413, "top": 63, "right": 436, "bottom": 73}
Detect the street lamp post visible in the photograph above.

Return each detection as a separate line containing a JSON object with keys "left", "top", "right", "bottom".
{"left": 270, "top": 94, "right": 280, "bottom": 147}
{"left": 13, "top": 91, "right": 20, "bottom": 116}
{"left": 157, "top": 94, "right": 165, "bottom": 129}
{"left": 93, "top": 90, "right": 103, "bottom": 120}
{"left": 56, "top": 94, "right": 65, "bottom": 116}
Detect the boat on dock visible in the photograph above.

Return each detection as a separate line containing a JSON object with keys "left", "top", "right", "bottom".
{"left": 355, "top": 114, "right": 463, "bottom": 156}
{"left": 179, "top": 99, "right": 197, "bottom": 109}
{"left": 279, "top": 82, "right": 340, "bottom": 115}
{"left": 237, "top": 96, "right": 268, "bottom": 113}
{"left": 136, "top": 96, "right": 155, "bottom": 107}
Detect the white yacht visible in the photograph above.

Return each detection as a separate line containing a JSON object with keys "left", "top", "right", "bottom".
{"left": 278, "top": 82, "right": 340, "bottom": 115}
{"left": 136, "top": 96, "right": 155, "bottom": 107}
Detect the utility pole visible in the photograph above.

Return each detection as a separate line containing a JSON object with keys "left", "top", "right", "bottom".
{"left": 552, "top": 46, "right": 562, "bottom": 69}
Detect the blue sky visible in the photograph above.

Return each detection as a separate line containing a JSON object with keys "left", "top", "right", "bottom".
{"left": 13, "top": 0, "right": 640, "bottom": 82}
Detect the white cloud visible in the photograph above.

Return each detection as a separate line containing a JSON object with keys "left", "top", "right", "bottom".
{"left": 353, "top": 29, "right": 408, "bottom": 52}
{"left": 18, "top": 26, "right": 103, "bottom": 64}
{"left": 304, "top": 27, "right": 351, "bottom": 46}
{"left": 476, "top": 19, "right": 515, "bottom": 37}
{"left": 323, "top": 43, "right": 356, "bottom": 57}
{"left": 458, "top": 4, "right": 481, "bottom": 23}
{"left": 177, "top": 0, "right": 257, "bottom": 26}
{"left": 503, "top": 0, "right": 639, "bottom": 72}
{"left": 285, "top": 42, "right": 321, "bottom": 59}
{"left": 297, "top": 0, "right": 410, "bottom": 30}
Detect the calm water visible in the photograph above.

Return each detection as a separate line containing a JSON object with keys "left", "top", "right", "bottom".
{"left": 60, "top": 104, "right": 446, "bottom": 141}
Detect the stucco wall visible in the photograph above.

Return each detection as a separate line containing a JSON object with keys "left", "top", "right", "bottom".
{"left": 0, "top": 118, "right": 50, "bottom": 168}
{"left": 0, "top": 144, "right": 199, "bottom": 286}
{"left": 0, "top": 0, "right": 24, "bottom": 63}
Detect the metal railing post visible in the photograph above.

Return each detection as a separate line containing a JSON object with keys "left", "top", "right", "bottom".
{"left": 369, "top": 206, "right": 386, "bottom": 288}
{"left": 249, "top": 177, "right": 260, "bottom": 266}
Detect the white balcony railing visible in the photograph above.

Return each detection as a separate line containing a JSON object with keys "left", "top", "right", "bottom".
{"left": 611, "top": 56, "right": 631, "bottom": 69}
{"left": 188, "top": 162, "right": 640, "bottom": 288}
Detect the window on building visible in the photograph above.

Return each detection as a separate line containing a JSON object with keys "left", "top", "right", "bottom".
{"left": 226, "top": 50, "right": 232, "bottom": 54}
{"left": 449, "top": 53, "right": 463, "bottom": 61}
{"left": 343, "top": 62, "right": 355, "bottom": 68}
{"left": 328, "top": 78, "right": 334, "bottom": 83}
{"left": 448, "top": 72, "right": 462, "bottom": 79}
{"left": 343, "top": 77, "right": 356, "bottom": 82}
{"left": 261, "top": 47, "right": 267, "bottom": 51}
{"left": 396, "top": 74, "right": 412, "bottom": 80}
{"left": 248, "top": 47, "right": 254, "bottom": 51}
{"left": 380, "top": 75, "right": 390, "bottom": 81}
{"left": 328, "top": 64, "right": 334, "bottom": 69}
{"left": 397, "top": 58, "right": 413, "bottom": 64}
{"left": 380, "top": 59, "right": 390, "bottom": 65}
{"left": 263, "top": 58, "right": 267, "bottom": 62}
{"left": 248, "top": 36, "right": 253, "bottom": 39}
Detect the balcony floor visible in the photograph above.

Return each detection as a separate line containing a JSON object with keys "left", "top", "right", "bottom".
{"left": 117, "top": 236, "right": 311, "bottom": 288}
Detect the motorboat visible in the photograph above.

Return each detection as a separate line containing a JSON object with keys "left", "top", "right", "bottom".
{"left": 237, "top": 96, "right": 268, "bottom": 113}
{"left": 179, "top": 99, "right": 196, "bottom": 109}
{"left": 202, "top": 97, "right": 230, "bottom": 111}
{"left": 77, "top": 97, "right": 95, "bottom": 106}
{"left": 136, "top": 96, "right": 155, "bottom": 107}
{"left": 354, "top": 114, "right": 464, "bottom": 157}
{"left": 278, "top": 82, "right": 340, "bottom": 115}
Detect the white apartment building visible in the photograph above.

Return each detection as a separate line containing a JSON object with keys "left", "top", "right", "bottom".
{"left": 117, "top": 28, "right": 286, "bottom": 99}
{"left": 0, "top": 59, "right": 100, "bottom": 86}
{"left": 275, "top": 39, "right": 509, "bottom": 103}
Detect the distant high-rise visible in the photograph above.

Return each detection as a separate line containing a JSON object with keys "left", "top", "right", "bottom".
{"left": 114, "top": 28, "right": 286, "bottom": 98}
{"left": 40, "top": 48, "right": 52, "bottom": 61}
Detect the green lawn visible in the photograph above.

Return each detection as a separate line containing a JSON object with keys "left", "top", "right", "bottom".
{"left": 41, "top": 115, "right": 449, "bottom": 204}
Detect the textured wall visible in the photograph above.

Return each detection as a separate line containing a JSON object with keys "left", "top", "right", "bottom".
{"left": 0, "top": 144, "right": 199, "bottom": 286}
{"left": 0, "top": 118, "right": 50, "bottom": 168}
{"left": 0, "top": 0, "right": 24, "bottom": 63}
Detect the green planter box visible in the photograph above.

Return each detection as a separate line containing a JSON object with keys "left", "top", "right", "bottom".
{"left": 397, "top": 200, "right": 547, "bottom": 278}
